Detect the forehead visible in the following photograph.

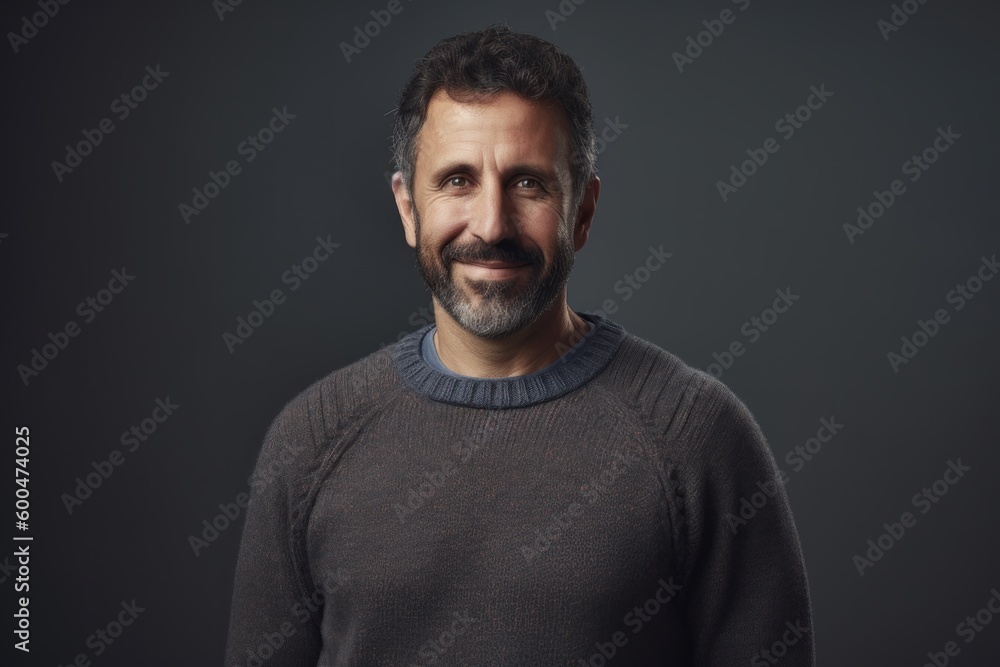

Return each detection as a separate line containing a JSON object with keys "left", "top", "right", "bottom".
{"left": 414, "top": 88, "right": 572, "bottom": 170}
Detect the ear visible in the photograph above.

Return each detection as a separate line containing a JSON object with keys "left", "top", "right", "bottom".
{"left": 392, "top": 171, "right": 417, "bottom": 248}
{"left": 573, "top": 176, "right": 600, "bottom": 252}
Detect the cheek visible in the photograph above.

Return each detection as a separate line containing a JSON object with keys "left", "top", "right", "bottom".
{"left": 520, "top": 206, "right": 569, "bottom": 242}
{"left": 420, "top": 195, "right": 568, "bottom": 247}
{"left": 526, "top": 199, "right": 570, "bottom": 232}
{"left": 420, "top": 198, "right": 468, "bottom": 234}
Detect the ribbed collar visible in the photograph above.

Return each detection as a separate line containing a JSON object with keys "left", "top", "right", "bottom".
{"left": 392, "top": 312, "right": 626, "bottom": 409}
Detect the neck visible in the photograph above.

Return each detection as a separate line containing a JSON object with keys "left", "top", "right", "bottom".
{"left": 431, "top": 295, "right": 590, "bottom": 378}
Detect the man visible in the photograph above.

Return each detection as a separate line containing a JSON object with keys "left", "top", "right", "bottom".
{"left": 225, "top": 24, "right": 815, "bottom": 666}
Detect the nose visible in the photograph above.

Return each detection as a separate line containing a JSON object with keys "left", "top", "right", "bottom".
{"left": 466, "top": 179, "right": 518, "bottom": 246}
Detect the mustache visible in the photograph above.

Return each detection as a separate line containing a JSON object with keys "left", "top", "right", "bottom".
{"left": 442, "top": 240, "right": 541, "bottom": 266}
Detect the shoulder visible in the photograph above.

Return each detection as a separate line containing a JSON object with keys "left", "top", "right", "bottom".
{"left": 597, "top": 329, "right": 764, "bottom": 461}
{"left": 596, "top": 330, "right": 707, "bottom": 427}
{"left": 254, "top": 344, "right": 401, "bottom": 475}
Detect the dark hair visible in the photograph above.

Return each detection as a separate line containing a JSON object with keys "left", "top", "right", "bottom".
{"left": 391, "top": 23, "right": 597, "bottom": 211}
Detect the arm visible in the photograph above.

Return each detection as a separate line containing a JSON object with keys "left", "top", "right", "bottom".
{"left": 671, "top": 372, "right": 815, "bottom": 665}
{"left": 224, "top": 396, "right": 323, "bottom": 666}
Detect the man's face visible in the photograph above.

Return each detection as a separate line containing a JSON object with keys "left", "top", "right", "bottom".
{"left": 394, "top": 88, "right": 593, "bottom": 339}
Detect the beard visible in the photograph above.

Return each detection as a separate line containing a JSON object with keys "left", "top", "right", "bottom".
{"left": 412, "top": 205, "right": 576, "bottom": 339}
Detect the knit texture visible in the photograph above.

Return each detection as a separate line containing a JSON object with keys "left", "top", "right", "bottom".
{"left": 225, "top": 312, "right": 815, "bottom": 666}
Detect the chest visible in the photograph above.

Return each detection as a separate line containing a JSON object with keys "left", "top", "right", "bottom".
{"left": 305, "top": 403, "right": 678, "bottom": 622}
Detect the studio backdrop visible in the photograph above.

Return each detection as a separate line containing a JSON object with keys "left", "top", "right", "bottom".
{"left": 4, "top": 0, "right": 999, "bottom": 664}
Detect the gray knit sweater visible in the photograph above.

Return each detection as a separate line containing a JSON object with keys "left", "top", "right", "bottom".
{"left": 224, "top": 312, "right": 815, "bottom": 666}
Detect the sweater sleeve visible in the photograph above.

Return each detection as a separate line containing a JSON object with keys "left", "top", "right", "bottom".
{"left": 670, "top": 372, "right": 815, "bottom": 666}
{"left": 224, "top": 395, "right": 323, "bottom": 666}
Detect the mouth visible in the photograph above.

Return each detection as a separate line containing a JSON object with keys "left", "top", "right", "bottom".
{"left": 454, "top": 259, "right": 531, "bottom": 280}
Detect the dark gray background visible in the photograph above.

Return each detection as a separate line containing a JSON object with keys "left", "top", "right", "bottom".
{"left": 4, "top": 0, "right": 999, "bottom": 664}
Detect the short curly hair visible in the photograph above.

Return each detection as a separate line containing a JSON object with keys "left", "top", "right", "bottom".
{"left": 391, "top": 23, "right": 597, "bottom": 212}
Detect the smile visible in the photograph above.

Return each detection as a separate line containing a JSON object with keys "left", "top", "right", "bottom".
{"left": 454, "top": 260, "right": 531, "bottom": 280}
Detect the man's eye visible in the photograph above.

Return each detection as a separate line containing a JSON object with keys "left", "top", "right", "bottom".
{"left": 516, "top": 178, "right": 540, "bottom": 189}
{"left": 447, "top": 176, "right": 468, "bottom": 187}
